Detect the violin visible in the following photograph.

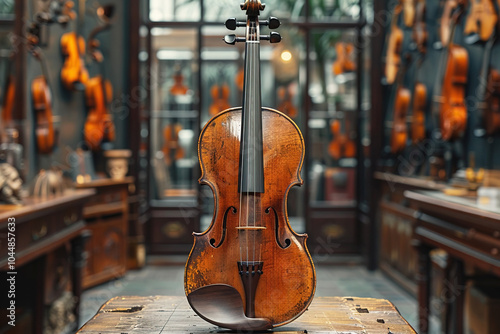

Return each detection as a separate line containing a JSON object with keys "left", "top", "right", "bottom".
{"left": 385, "top": 4, "right": 404, "bottom": 85}
{"left": 209, "top": 83, "right": 231, "bottom": 116}
{"left": 170, "top": 71, "right": 189, "bottom": 96}
{"left": 391, "top": 86, "right": 411, "bottom": 153}
{"left": 29, "top": 37, "right": 56, "bottom": 154}
{"left": 84, "top": 10, "right": 116, "bottom": 151}
{"left": 402, "top": 0, "right": 416, "bottom": 27}
{"left": 464, "top": 0, "right": 497, "bottom": 42}
{"left": 328, "top": 119, "right": 356, "bottom": 160}
{"left": 162, "top": 123, "right": 184, "bottom": 166}
{"left": 277, "top": 86, "right": 297, "bottom": 118}
{"left": 410, "top": 0, "right": 427, "bottom": 144}
{"left": 184, "top": 1, "right": 315, "bottom": 331}
{"left": 235, "top": 67, "right": 245, "bottom": 92}
{"left": 484, "top": 68, "right": 500, "bottom": 134}
{"left": 435, "top": 0, "right": 468, "bottom": 141}
{"left": 60, "top": 2, "right": 88, "bottom": 91}
{"left": 385, "top": 6, "right": 410, "bottom": 154}
{"left": 1, "top": 76, "right": 15, "bottom": 128}
{"left": 332, "top": 42, "right": 356, "bottom": 76}
{"left": 84, "top": 76, "right": 115, "bottom": 150}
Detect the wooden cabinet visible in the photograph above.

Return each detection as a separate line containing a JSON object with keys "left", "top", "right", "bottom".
{"left": 75, "top": 177, "right": 133, "bottom": 289}
{"left": 0, "top": 190, "right": 94, "bottom": 334}
{"left": 406, "top": 190, "right": 500, "bottom": 334}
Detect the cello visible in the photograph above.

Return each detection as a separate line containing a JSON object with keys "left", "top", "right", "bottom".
{"left": 184, "top": 1, "right": 315, "bottom": 330}
{"left": 276, "top": 85, "right": 297, "bottom": 118}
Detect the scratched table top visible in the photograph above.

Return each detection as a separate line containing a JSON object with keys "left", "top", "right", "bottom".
{"left": 77, "top": 295, "right": 416, "bottom": 333}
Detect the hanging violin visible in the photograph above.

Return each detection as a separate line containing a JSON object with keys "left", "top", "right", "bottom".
{"left": 276, "top": 85, "right": 297, "bottom": 118}
{"left": 84, "top": 5, "right": 116, "bottom": 150}
{"left": 60, "top": 1, "right": 88, "bottom": 91}
{"left": 433, "top": 0, "right": 468, "bottom": 141}
{"left": 464, "top": 0, "right": 497, "bottom": 42}
{"left": 328, "top": 118, "right": 356, "bottom": 160}
{"left": 410, "top": 0, "right": 427, "bottom": 144}
{"left": 385, "top": 3, "right": 404, "bottom": 85}
{"left": 332, "top": 42, "right": 356, "bottom": 76}
{"left": 29, "top": 36, "right": 56, "bottom": 154}
{"left": 209, "top": 83, "right": 231, "bottom": 116}
{"left": 184, "top": 1, "right": 315, "bottom": 331}
{"left": 162, "top": 123, "right": 184, "bottom": 166}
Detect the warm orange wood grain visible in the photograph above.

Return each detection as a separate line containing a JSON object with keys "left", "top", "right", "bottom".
{"left": 77, "top": 296, "right": 417, "bottom": 333}
{"left": 185, "top": 107, "right": 316, "bottom": 328}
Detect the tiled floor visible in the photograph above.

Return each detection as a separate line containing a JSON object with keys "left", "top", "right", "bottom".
{"left": 80, "top": 257, "right": 420, "bottom": 332}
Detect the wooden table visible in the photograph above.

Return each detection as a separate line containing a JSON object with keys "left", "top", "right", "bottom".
{"left": 0, "top": 189, "right": 95, "bottom": 334}
{"left": 78, "top": 295, "right": 416, "bottom": 333}
{"left": 406, "top": 190, "right": 500, "bottom": 334}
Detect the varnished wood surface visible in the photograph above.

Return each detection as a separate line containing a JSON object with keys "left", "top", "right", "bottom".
{"left": 74, "top": 176, "right": 134, "bottom": 189}
{"left": 0, "top": 189, "right": 95, "bottom": 220}
{"left": 185, "top": 107, "right": 316, "bottom": 327}
{"left": 77, "top": 296, "right": 417, "bottom": 333}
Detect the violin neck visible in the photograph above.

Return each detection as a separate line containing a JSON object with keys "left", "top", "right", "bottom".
{"left": 239, "top": 19, "right": 264, "bottom": 194}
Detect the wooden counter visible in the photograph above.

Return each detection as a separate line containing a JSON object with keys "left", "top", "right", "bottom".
{"left": 0, "top": 189, "right": 95, "bottom": 334}
{"left": 78, "top": 295, "right": 416, "bottom": 333}
{"left": 406, "top": 190, "right": 500, "bottom": 334}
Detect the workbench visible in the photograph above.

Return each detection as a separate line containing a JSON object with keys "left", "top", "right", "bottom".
{"left": 78, "top": 295, "right": 416, "bottom": 333}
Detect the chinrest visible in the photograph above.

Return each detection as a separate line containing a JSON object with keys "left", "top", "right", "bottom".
{"left": 187, "top": 284, "right": 272, "bottom": 331}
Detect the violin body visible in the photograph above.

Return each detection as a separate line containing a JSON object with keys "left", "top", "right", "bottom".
{"left": 328, "top": 120, "right": 355, "bottom": 159}
{"left": 439, "top": 44, "right": 468, "bottom": 140}
{"left": 411, "top": 82, "right": 427, "bottom": 143}
{"left": 485, "top": 68, "right": 500, "bottom": 134}
{"left": 185, "top": 107, "right": 315, "bottom": 327}
{"left": 464, "top": 0, "right": 497, "bottom": 41}
{"left": 209, "top": 84, "right": 231, "bottom": 116}
{"left": 61, "top": 32, "right": 89, "bottom": 90}
{"left": 332, "top": 42, "right": 356, "bottom": 75}
{"left": 32, "top": 76, "right": 55, "bottom": 154}
{"left": 170, "top": 72, "right": 189, "bottom": 96}
{"left": 385, "top": 6, "right": 404, "bottom": 84}
{"left": 84, "top": 75, "right": 115, "bottom": 150}
{"left": 277, "top": 86, "right": 297, "bottom": 118}
{"left": 391, "top": 87, "right": 410, "bottom": 153}
{"left": 162, "top": 123, "right": 185, "bottom": 166}
{"left": 1, "top": 76, "right": 15, "bottom": 126}
{"left": 403, "top": 0, "right": 415, "bottom": 27}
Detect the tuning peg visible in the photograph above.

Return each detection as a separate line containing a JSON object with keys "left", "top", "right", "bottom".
{"left": 224, "top": 34, "right": 245, "bottom": 45}
{"left": 225, "top": 18, "right": 245, "bottom": 30}
{"left": 261, "top": 32, "right": 281, "bottom": 43}
{"left": 260, "top": 17, "right": 280, "bottom": 29}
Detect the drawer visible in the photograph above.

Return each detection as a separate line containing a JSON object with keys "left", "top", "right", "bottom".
{"left": 0, "top": 207, "right": 81, "bottom": 258}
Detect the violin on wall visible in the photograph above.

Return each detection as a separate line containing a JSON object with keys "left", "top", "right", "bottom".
{"left": 209, "top": 83, "right": 231, "bottom": 116}
{"left": 328, "top": 118, "right": 356, "bottom": 160}
{"left": 84, "top": 5, "right": 116, "bottom": 150}
{"left": 434, "top": 0, "right": 468, "bottom": 141}
{"left": 276, "top": 85, "right": 297, "bottom": 118}
{"left": 332, "top": 42, "right": 356, "bottom": 76}
{"left": 385, "top": 3, "right": 404, "bottom": 85}
{"left": 60, "top": 1, "right": 88, "bottom": 91}
{"left": 410, "top": 0, "right": 427, "bottom": 144}
{"left": 29, "top": 36, "right": 56, "bottom": 154}
{"left": 184, "top": 1, "right": 315, "bottom": 330}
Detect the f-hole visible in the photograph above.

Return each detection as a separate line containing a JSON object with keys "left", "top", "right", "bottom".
{"left": 210, "top": 206, "right": 236, "bottom": 248}
{"left": 265, "top": 207, "right": 290, "bottom": 249}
